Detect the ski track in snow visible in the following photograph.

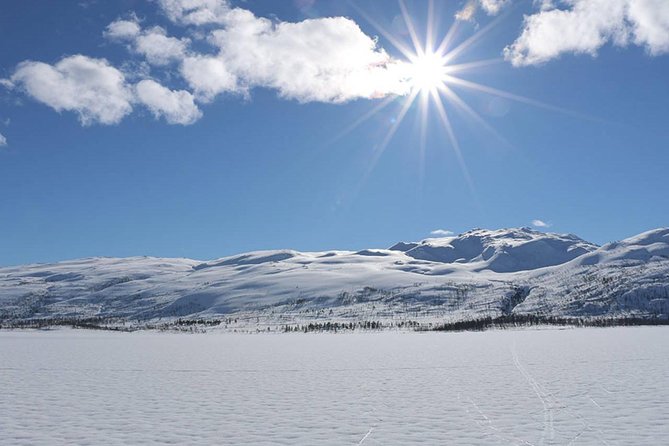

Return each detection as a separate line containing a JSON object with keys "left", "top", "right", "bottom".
{"left": 1, "top": 327, "right": 668, "bottom": 445}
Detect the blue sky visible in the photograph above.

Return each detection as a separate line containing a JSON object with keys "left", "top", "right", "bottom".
{"left": 1, "top": 0, "right": 668, "bottom": 266}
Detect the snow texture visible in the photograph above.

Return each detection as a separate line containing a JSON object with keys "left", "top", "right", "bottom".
{"left": 1, "top": 227, "right": 668, "bottom": 328}
{"left": 1, "top": 327, "right": 668, "bottom": 444}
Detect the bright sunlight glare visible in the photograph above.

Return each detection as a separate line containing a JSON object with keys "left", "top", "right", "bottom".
{"left": 409, "top": 52, "right": 449, "bottom": 93}
{"left": 344, "top": 0, "right": 574, "bottom": 200}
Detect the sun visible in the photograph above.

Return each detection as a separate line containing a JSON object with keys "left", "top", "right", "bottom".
{"left": 344, "top": 0, "right": 567, "bottom": 198}
{"left": 408, "top": 52, "right": 448, "bottom": 93}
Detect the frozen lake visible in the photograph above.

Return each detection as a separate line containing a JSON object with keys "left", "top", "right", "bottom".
{"left": 1, "top": 327, "right": 667, "bottom": 445}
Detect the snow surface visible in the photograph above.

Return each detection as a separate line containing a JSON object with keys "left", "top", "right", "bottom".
{"left": 1, "top": 227, "right": 668, "bottom": 328}
{"left": 1, "top": 327, "right": 667, "bottom": 445}
{"left": 400, "top": 227, "right": 598, "bottom": 272}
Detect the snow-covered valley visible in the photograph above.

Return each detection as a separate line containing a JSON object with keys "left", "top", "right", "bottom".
{"left": 1, "top": 227, "right": 668, "bottom": 330}
{"left": 1, "top": 327, "right": 668, "bottom": 445}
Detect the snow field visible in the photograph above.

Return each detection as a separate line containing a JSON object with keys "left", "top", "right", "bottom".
{"left": 1, "top": 327, "right": 667, "bottom": 445}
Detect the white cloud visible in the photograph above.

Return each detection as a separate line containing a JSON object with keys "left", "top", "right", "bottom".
{"left": 532, "top": 219, "right": 551, "bottom": 228}
{"left": 208, "top": 11, "right": 411, "bottom": 103}
{"left": 534, "top": 0, "right": 557, "bottom": 11}
{"left": 104, "top": 18, "right": 141, "bottom": 40}
{"left": 134, "top": 27, "right": 189, "bottom": 66}
{"left": 479, "top": 0, "right": 510, "bottom": 15}
{"left": 455, "top": 1, "right": 478, "bottom": 22}
{"left": 11, "top": 0, "right": 414, "bottom": 126}
{"left": 455, "top": 0, "right": 509, "bottom": 21}
{"left": 628, "top": 0, "right": 669, "bottom": 55}
{"left": 10, "top": 55, "right": 133, "bottom": 125}
{"left": 180, "top": 55, "right": 239, "bottom": 102}
{"left": 105, "top": 19, "right": 189, "bottom": 66}
{"left": 157, "top": 0, "right": 231, "bottom": 25}
{"left": 0, "top": 132, "right": 6, "bottom": 147}
{"left": 504, "top": 0, "right": 669, "bottom": 66}
{"left": 136, "top": 79, "right": 202, "bottom": 125}
{"left": 430, "top": 229, "right": 454, "bottom": 236}
{"left": 104, "top": 3, "right": 411, "bottom": 104}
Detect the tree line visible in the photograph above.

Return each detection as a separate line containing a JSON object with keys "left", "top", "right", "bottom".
{"left": 428, "top": 314, "right": 669, "bottom": 332}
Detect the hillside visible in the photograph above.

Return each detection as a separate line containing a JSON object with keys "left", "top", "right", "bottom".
{"left": 1, "top": 228, "right": 667, "bottom": 330}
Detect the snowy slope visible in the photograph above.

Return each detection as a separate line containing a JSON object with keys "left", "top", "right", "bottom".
{"left": 1, "top": 228, "right": 667, "bottom": 327}
{"left": 571, "top": 228, "right": 669, "bottom": 266}
{"left": 396, "top": 227, "right": 598, "bottom": 272}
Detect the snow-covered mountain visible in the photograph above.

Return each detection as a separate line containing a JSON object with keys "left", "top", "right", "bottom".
{"left": 392, "top": 227, "right": 598, "bottom": 272}
{"left": 1, "top": 228, "right": 668, "bottom": 329}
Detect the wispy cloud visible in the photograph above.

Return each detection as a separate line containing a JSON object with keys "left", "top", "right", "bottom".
{"left": 455, "top": 0, "right": 510, "bottom": 21}
{"left": 532, "top": 219, "right": 551, "bottom": 228}
{"left": 455, "top": 1, "right": 478, "bottom": 22}
{"left": 0, "top": 132, "right": 6, "bottom": 147}
{"left": 430, "top": 229, "right": 454, "bottom": 236}
{"left": 504, "top": 0, "right": 669, "bottom": 66}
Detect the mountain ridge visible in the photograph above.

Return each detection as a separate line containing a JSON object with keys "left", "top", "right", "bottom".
{"left": 1, "top": 227, "right": 668, "bottom": 330}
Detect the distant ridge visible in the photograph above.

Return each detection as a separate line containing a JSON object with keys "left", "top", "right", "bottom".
{"left": 1, "top": 228, "right": 668, "bottom": 330}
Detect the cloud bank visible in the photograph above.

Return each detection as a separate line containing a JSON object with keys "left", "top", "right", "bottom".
{"left": 207, "top": 12, "right": 409, "bottom": 103}
{"left": 5, "top": 0, "right": 412, "bottom": 126}
{"left": 4, "top": 0, "right": 669, "bottom": 126}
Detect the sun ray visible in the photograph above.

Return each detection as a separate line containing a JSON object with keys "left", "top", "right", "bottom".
{"left": 346, "top": 89, "right": 421, "bottom": 205}
{"left": 443, "top": 75, "right": 599, "bottom": 121}
{"left": 377, "top": 88, "right": 420, "bottom": 160}
{"left": 442, "top": 12, "right": 507, "bottom": 65}
{"left": 340, "top": 0, "right": 597, "bottom": 207}
{"left": 399, "top": 0, "right": 424, "bottom": 57}
{"left": 431, "top": 88, "right": 476, "bottom": 195}
{"left": 425, "top": 0, "right": 436, "bottom": 54}
{"left": 418, "top": 90, "right": 429, "bottom": 185}
{"left": 363, "top": 89, "right": 420, "bottom": 179}
{"left": 325, "top": 95, "right": 398, "bottom": 148}
{"left": 444, "top": 58, "right": 504, "bottom": 75}
{"left": 437, "top": 84, "right": 512, "bottom": 148}
{"left": 348, "top": 1, "right": 416, "bottom": 60}
{"left": 435, "top": 18, "right": 461, "bottom": 56}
